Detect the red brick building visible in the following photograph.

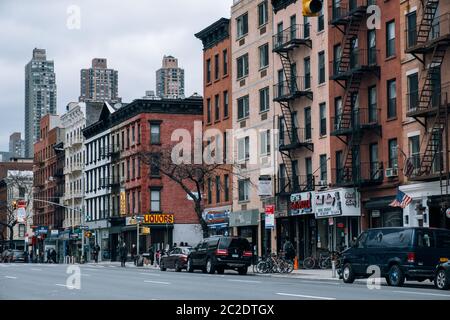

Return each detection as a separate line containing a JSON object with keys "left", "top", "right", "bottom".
{"left": 86, "top": 97, "right": 203, "bottom": 253}
{"left": 328, "top": 0, "right": 404, "bottom": 249}
{"left": 195, "top": 18, "right": 233, "bottom": 236}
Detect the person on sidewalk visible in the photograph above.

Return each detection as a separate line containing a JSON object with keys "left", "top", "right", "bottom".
{"left": 283, "top": 237, "right": 295, "bottom": 262}
{"left": 131, "top": 244, "right": 137, "bottom": 265}
{"left": 93, "top": 244, "right": 100, "bottom": 263}
{"left": 148, "top": 247, "right": 155, "bottom": 266}
{"left": 120, "top": 243, "right": 128, "bottom": 267}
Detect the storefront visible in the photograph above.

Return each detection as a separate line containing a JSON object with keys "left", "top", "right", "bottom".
{"left": 365, "top": 196, "right": 403, "bottom": 228}
{"left": 289, "top": 192, "right": 316, "bottom": 261}
{"left": 229, "top": 209, "right": 259, "bottom": 257}
{"left": 400, "top": 181, "right": 450, "bottom": 229}
{"left": 86, "top": 219, "right": 110, "bottom": 262}
{"left": 203, "top": 206, "right": 231, "bottom": 237}
{"left": 314, "top": 188, "right": 361, "bottom": 252}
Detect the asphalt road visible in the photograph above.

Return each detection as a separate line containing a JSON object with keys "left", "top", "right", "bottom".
{"left": 1, "top": 262, "right": 449, "bottom": 300}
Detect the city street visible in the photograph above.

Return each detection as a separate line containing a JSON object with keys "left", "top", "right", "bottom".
{"left": 1, "top": 263, "right": 449, "bottom": 300}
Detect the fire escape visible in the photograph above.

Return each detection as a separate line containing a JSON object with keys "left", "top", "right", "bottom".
{"left": 273, "top": 23, "right": 314, "bottom": 196}
{"left": 405, "top": 0, "right": 450, "bottom": 214}
{"left": 330, "top": 0, "right": 383, "bottom": 187}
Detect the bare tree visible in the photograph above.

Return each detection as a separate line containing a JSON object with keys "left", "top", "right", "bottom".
{"left": 0, "top": 171, "right": 33, "bottom": 247}
{"left": 139, "top": 143, "right": 244, "bottom": 238}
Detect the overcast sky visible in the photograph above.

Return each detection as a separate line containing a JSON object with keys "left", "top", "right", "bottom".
{"left": 0, "top": 0, "right": 232, "bottom": 151}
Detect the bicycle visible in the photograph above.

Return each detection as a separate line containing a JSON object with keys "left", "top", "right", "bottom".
{"left": 303, "top": 251, "right": 342, "bottom": 269}
{"left": 256, "top": 253, "right": 293, "bottom": 274}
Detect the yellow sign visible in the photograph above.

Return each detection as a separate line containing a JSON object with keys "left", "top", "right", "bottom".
{"left": 440, "top": 257, "right": 449, "bottom": 263}
{"left": 141, "top": 227, "right": 150, "bottom": 235}
{"left": 120, "top": 191, "right": 126, "bottom": 216}
{"left": 144, "top": 214, "right": 174, "bottom": 224}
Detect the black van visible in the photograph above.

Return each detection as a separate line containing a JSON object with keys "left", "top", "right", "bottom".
{"left": 187, "top": 236, "right": 253, "bottom": 275}
{"left": 339, "top": 227, "right": 450, "bottom": 287}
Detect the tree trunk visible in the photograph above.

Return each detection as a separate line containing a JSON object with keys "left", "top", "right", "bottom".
{"left": 194, "top": 201, "right": 208, "bottom": 238}
{"left": 8, "top": 225, "right": 14, "bottom": 248}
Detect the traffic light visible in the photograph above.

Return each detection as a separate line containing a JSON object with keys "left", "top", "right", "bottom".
{"left": 302, "top": 0, "right": 323, "bottom": 17}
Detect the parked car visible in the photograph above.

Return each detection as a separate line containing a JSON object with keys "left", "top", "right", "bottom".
{"left": 434, "top": 260, "right": 450, "bottom": 290}
{"left": 10, "top": 250, "right": 26, "bottom": 263}
{"left": 160, "top": 246, "right": 192, "bottom": 272}
{"left": 187, "top": 236, "right": 252, "bottom": 275}
{"left": 339, "top": 227, "right": 450, "bottom": 287}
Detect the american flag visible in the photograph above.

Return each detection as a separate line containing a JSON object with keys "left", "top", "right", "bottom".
{"left": 389, "top": 189, "right": 413, "bottom": 209}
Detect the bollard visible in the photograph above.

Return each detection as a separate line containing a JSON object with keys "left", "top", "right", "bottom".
{"left": 331, "top": 260, "right": 336, "bottom": 278}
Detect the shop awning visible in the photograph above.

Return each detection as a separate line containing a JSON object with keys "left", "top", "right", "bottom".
{"left": 364, "top": 197, "right": 395, "bottom": 210}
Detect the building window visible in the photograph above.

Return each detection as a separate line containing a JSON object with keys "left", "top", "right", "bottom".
{"left": 407, "top": 11, "right": 417, "bottom": 48}
{"left": 388, "top": 139, "right": 398, "bottom": 169}
{"left": 150, "top": 189, "right": 161, "bottom": 212}
{"left": 304, "top": 16, "right": 310, "bottom": 39}
{"left": 318, "top": 51, "right": 325, "bottom": 84}
{"left": 223, "top": 49, "right": 228, "bottom": 76}
{"left": 215, "top": 176, "right": 221, "bottom": 203}
{"left": 137, "top": 123, "right": 141, "bottom": 144}
{"left": 224, "top": 174, "right": 230, "bottom": 202}
{"left": 304, "top": 57, "right": 311, "bottom": 89}
{"left": 387, "top": 79, "right": 397, "bottom": 118}
{"left": 150, "top": 153, "right": 160, "bottom": 176}
{"left": 126, "top": 127, "right": 130, "bottom": 149}
{"left": 238, "top": 179, "right": 249, "bottom": 201}
{"left": 223, "top": 91, "right": 229, "bottom": 118}
{"left": 260, "top": 129, "right": 271, "bottom": 156}
{"left": 238, "top": 136, "right": 250, "bottom": 162}
{"left": 237, "top": 54, "right": 249, "bottom": 79}
{"left": 259, "top": 87, "right": 270, "bottom": 113}
{"left": 132, "top": 157, "right": 136, "bottom": 179}
{"left": 206, "top": 98, "right": 212, "bottom": 123}
{"left": 138, "top": 190, "right": 141, "bottom": 213}
{"left": 319, "top": 102, "right": 327, "bottom": 136}
{"left": 407, "top": 72, "right": 419, "bottom": 111}
{"left": 207, "top": 178, "right": 212, "bottom": 204}
{"left": 336, "top": 150, "right": 343, "bottom": 183}
{"left": 368, "top": 85, "right": 377, "bottom": 122}
{"left": 258, "top": 1, "right": 268, "bottom": 27}
{"left": 127, "top": 159, "right": 130, "bottom": 181}
{"left": 237, "top": 95, "right": 249, "bottom": 120}
{"left": 214, "top": 54, "right": 220, "bottom": 80}
{"left": 318, "top": 6, "right": 324, "bottom": 32}
{"left": 206, "top": 58, "right": 211, "bottom": 83}
{"left": 320, "top": 154, "right": 328, "bottom": 183}
{"left": 137, "top": 158, "right": 141, "bottom": 178}
{"left": 304, "top": 107, "right": 312, "bottom": 140}
{"left": 214, "top": 94, "right": 220, "bottom": 122}
{"left": 386, "top": 20, "right": 396, "bottom": 57}
{"left": 236, "top": 12, "right": 248, "bottom": 38}
{"left": 150, "top": 123, "right": 160, "bottom": 144}
{"left": 259, "top": 43, "right": 269, "bottom": 69}
{"left": 131, "top": 125, "right": 135, "bottom": 145}
{"left": 409, "top": 135, "right": 420, "bottom": 174}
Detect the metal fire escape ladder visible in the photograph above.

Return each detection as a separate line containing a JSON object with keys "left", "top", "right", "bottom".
{"left": 440, "top": 92, "right": 450, "bottom": 210}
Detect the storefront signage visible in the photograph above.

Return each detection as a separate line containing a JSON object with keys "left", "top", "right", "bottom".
{"left": 51, "top": 230, "right": 59, "bottom": 237}
{"left": 314, "top": 188, "right": 361, "bottom": 218}
{"left": 120, "top": 190, "right": 126, "bottom": 216}
{"left": 16, "top": 207, "right": 26, "bottom": 223}
{"left": 265, "top": 205, "right": 275, "bottom": 229}
{"left": 258, "top": 177, "right": 272, "bottom": 196}
{"left": 229, "top": 209, "right": 259, "bottom": 227}
{"left": 144, "top": 214, "right": 174, "bottom": 224}
{"left": 290, "top": 192, "right": 313, "bottom": 216}
{"left": 203, "top": 207, "right": 230, "bottom": 228}
{"left": 35, "top": 226, "right": 49, "bottom": 235}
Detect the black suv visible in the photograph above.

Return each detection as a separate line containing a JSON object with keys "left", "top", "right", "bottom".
{"left": 187, "top": 236, "right": 252, "bottom": 275}
{"left": 339, "top": 227, "right": 450, "bottom": 287}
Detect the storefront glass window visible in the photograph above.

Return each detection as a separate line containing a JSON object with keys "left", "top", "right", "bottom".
{"left": 316, "top": 219, "right": 329, "bottom": 250}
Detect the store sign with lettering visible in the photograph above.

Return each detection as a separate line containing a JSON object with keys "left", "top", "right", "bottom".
{"left": 144, "top": 214, "right": 174, "bottom": 224}
{"left": 290, "top": 192, "right": 314, "bottom": 216}
{"left": 314, "top": 188, "right": 361, "bottom": 218}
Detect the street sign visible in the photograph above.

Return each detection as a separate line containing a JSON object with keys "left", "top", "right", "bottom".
{"left": 136, "top": 215, "right": 144, "bottom": 222}
{"left": 80, "top": 225, "right": 89, "bottom": 230}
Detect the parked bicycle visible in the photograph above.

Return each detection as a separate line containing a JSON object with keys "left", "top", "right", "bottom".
{"left": 256, "top": 253, "right": 294, "bottom": 274}
{"left": 303, "top": 250, "right": 342, "bottom": 270}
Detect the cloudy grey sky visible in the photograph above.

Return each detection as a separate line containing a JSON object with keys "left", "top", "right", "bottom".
{"left": 0, "top": 0, "right": 232, "bottom": 151}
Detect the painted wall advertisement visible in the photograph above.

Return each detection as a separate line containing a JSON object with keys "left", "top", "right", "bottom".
{"left": 265, "top": 205, "right": 275, "bottom": 229}
{"left": 314, "top": 188, "right": 360, "bottom": 218}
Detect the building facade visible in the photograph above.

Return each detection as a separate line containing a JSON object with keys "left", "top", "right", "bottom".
{"left": 9, "top": 132, "right": 25, "bottom": 158}
{"left": 156, "top": 55, "right": 185, "bottom": 99}
{"left": 231, "top": 0, "right": 276, "bottom": 257}
{"left": 80, "top": 58, "right": 121, "bottom": 104}
{"left": 25, "top": 48, "right": 57, "bottom": 158}
{"left": 195, "top": 18, "right": 233, "bottom": 237}
{"left": 399, "top": 0, "right": 450, "bottom": 229}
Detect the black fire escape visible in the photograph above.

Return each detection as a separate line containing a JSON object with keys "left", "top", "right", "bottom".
{"left": 273, "top": 23, "right": 314, "bottom": 196}
{"left": 330, "top": 0, "right": 383, "bottom": 188}
{"left": 405, "top": 0, "right": 450, "bottom": 214}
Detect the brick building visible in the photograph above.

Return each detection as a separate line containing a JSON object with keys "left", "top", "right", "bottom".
{"left": 195, "top": 18, "right": 233, "bottom": 237}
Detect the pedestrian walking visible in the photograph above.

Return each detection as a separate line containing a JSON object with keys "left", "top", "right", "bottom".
{"left": 94, "top": 244, "right": 100, "bottom": 263}
{"left": 148, "top": 247, "right": 155, "bottom": 266}
{"left": 51, "top": 249, "right": 57, "bottom": 264}
{"left": 155, "top": 250, "right": 161, "bottom": 267}
{"left": 131, "top": 244, "right": 137, "bottom": 265}
{"left": 283, "top": 237, "right": 295, "bottom": 262}
{"left": 120, "top": 243, "right": 128, "bottom": 267}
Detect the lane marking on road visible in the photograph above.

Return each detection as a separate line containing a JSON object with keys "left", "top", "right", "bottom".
{"left": 55, "top": 284, "right": 76, "bottom": 289}
{"left": 4, "top": 276, "right": 17, "bottom": 279}
{"left": 144, "top": 280, "right": 171, "bottom": 285}
{"left": 31, "top": 268, "right": 42, "bottom": 271}
{"left": 228, "top": 279, "right": 261, "bottom": 284}
{"left": 139, "top": 273, "right": 161, "bottom": 277}
{"left": 83, "top": 268, "right": 100, "bottom": 272}
{"left": 393, "top": 290, "right": 450, "bottom": 298}
{"left": 276, "top": 292, "right": 336, "bottom": 300}
{"left": 81, "top": 274, "right": 91, "bottom": 277}
{"left": 298, "top": 280, "right": 340, "bottom": 285}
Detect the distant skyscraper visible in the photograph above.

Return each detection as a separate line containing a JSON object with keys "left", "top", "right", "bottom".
{"left": 79, "top": 58, "right": 121, "bottom": 104}
{"left": 156, "top": 55, "right": 185, "bottom": 99}
{"left": 9, "top": 132, "right": 25, "bottom": 158}
{"left": 24, "top": 48, "right": 57, "bottom": 158}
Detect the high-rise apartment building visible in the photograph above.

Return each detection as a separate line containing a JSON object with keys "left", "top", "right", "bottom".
{"left": 24, "top": 48, "right": 57, "bottom": 158}
{"left": 156, "top": 55, "right": 185, "bottom": 99}
{"left": 9, "top": 132, "right": 25, "bottom": 158}
{"left": 79, "top": 58, "right": 121, "bottom": 104}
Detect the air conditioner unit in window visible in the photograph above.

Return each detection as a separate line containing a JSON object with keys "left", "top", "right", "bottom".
{"left": 318, "top": 180, "right": 327, "bottom": 186}
{"left": 385, "top": 168, "right": 398, "bottom": 178}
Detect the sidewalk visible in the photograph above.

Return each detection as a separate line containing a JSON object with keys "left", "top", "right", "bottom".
{"left": 250, "top": 268, "right": 342, "bottom": 281}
